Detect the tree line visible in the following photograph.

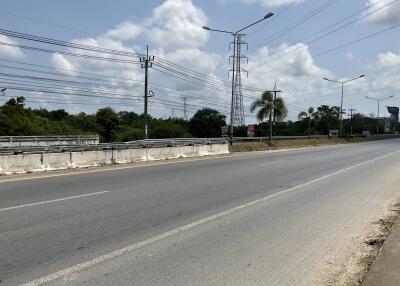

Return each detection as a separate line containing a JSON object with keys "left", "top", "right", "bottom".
{"left": 0, "top": 97, "right": 226, "bottom": 142}
{"left": 0, "top": 96, "right": 395, "bottom": 142}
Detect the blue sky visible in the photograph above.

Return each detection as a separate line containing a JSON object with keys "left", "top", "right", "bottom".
{"left": 0, "top": 0, "right": 399, "bottom": 122}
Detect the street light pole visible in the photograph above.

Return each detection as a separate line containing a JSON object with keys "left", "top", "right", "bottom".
{"left": 365, "top": 95, "right": 394, "bottom": 134}
{"left": 203, "top": 12, "right": 274, "bottom": 144}
{"left": 323, "top": 75, "right": 364, "bottom": 135}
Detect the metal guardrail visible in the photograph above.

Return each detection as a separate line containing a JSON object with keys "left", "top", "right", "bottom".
{"left": 0, "top": 138, "right": 228, "bottom": 156}
{"left": 0, "top": 135, "right": 99, "bottom": 142}
{"left": 231, "top": 135, "right": 329, "bottom": 142}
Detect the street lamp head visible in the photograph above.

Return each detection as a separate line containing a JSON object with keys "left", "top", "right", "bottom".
{"left": 202, "top": 26, "right": 210, "bottom": 30}
{"left": 264, "top": 12, "right": 274, "bottom": 19}
{"left": 359, "top": 75, "right": 365, "bottom": 78}
{"left": 323, "top": 77, "right": 328, "bottom": 81}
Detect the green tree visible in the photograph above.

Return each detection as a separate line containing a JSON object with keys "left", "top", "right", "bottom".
{"left": 189, "top": 108, "right": 226, "bottom": 138}
{"left": 315, "top": 105, "right": 340, "bottom": 135}
{"left": 250, "top": 91, "right": 287, "bottom": 141}
{"left": 95, "top": 108, "right": 119, "bottom": 142}
{"left": 298, "top": 107, "right": 317, "bottom": 137}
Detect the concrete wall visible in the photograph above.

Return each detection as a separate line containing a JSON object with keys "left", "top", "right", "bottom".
{"left": 0, "top": 144, "right": 229, "bottom": 175}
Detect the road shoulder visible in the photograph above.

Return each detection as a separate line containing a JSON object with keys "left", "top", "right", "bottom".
{"left": 362, "top": 217, "right": 400, "bottom": 286}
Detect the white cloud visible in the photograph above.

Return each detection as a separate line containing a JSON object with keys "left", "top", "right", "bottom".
{"left": 369, "top": 50, "right": 400, "bottom": 93}
{"left": 47, "top": 0, "right": 227, "bottom": 116}
{"left": 244, "top": 43, "right": 330, "bottom": 106}
{"left": 105, "top": 21, "right": 142, "bottom": 41}
{"left": 0, "top": 35, "right": 24, "bottom": 59}
{"left": 51, "top": 53, "right": 78, "bottom": 76}
{"left": 364, "top": 0, "right": 400, "bottom": 25}
{"left": 145, "top": 0, "right": 209, "bottom": 50}
{"left": 241, "top": 0, "right": 303, "bottom": 7}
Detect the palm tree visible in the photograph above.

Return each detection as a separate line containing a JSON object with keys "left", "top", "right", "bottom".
{"left": 316, "top": 105, "right": 340, "bottom": 135}
{"left": 298, "top": 107, "right": 316, "bottom": 138}
{"left": 250, "top": 91, "right": 288, "bottom": 141}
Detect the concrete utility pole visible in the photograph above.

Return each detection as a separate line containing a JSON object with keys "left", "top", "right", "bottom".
{"left": 365, "top": 95, "right": 394, "bottom": 134}
{"left": 323, "top": 75, "right": 364, "bottom": 135}
{"left": 270, "top": 81, "right": 282, "bottom": 141}
{"left": 140, "top": 46, "right": 154, "bottom": 139}
{"left": 203, "top": 12, "right": 274, "bottom": 145}
{"left": 348, "top": 106, "right": 356, "bottom": 135}
{"left": 183, "top": 96, "right": 187, "bottom": 120}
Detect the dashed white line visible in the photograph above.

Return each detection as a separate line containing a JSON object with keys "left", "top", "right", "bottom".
{"left": 0, "top": 191, "right": 109, "bottom": 212}
{"left": 19, "top": 150, "right": 399, "bottom": 286}
{"left": 258, "top": 160, "right": 282, "bottom": 166}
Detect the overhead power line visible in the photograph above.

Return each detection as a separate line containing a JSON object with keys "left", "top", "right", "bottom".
{"left": 251, "top": 0, "right": 339, "bottom": 51}
{"left": 0, "top": 41, "right": 142, "bottom": 65}
{"left": 253, "top": 0, "right": 400, "bottom": 66}
{"left": 0, "top": 28, "right": 144, "bottom": 57}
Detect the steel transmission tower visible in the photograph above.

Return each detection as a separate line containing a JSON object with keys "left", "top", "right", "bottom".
{"left": 230, "top": 34, "right": 247, "bottom": 126}
{"left": 203, "top": 12, "right": 274, "bottom": 143}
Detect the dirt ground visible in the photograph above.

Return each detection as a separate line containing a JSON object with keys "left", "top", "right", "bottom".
{"left": 229, "top": 136, "right": 400, "bottom": 153}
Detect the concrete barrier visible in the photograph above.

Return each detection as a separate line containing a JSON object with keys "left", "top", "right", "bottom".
{"left": 41, "top": 153, "right": 71, "bottom": 170}
{"left": 0, "top": 154, "right": 43, "bottom": 174}
{"left": 70, "top": 150, "right": 113, "bottom": 168}
{"left": 113, "top": 148, "right": 147, "bottom": 164}
{"left": 0, "top": 144, "right": 229, "bottom": 174}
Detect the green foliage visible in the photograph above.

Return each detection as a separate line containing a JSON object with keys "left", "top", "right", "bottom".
{"left": 0, "top": 98, "right": 391, "bottom": 141}
{"left": 250, "top": 91, "right": 288, "bottom": 122}
{"left": 95, "top": 108, "right": 119, "bottom": 142}
{"left": 0, "top": 98, "right": 194, "bottom": 142}
{"left": 189, "top": 108, "right": 226, "bottom": 138}
{"left": 115, "top": 127, "right": 144, "bottom": 142}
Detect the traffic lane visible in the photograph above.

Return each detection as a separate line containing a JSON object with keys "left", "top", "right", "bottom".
{"left": 0, "top": 138, "right": 396, "bottom": 209}
{"left": 1, "top": 139, "right": 396, "bottom": 234}
{"left": 3, "top": 147, "right": 398, "bottom": 284}
{"left": 1, "top": 140, "right": 399, "bottom": 283}
{"left": 41, "top": 146, "right": 400, "bottom": 286}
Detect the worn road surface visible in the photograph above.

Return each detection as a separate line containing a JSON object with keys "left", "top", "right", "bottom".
{"left": 1, "top": 139, "right": 400, "bottom": 285}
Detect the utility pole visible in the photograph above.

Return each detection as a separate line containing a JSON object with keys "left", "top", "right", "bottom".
{"left": 140, "top": 45, "right": 154, "bottom": 139}
{"left": 349, "top": 106, "right": 356, "bottom": 135}
{"left": 270, "top": 82, "right": 282, "bottom": 141}
{"left": 203, "top": 12, "right": 274, "bottom": 145}
{"left": 183, "top": 96, "right": 187, "bottom": 120}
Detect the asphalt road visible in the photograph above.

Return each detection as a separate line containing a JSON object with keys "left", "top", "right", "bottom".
{"left": 1, "top": 139, "right": 400, "bottom": 285}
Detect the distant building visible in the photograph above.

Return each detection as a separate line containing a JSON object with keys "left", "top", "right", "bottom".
{"left": 387, "top": 106, "right": 399, "bottom": 132}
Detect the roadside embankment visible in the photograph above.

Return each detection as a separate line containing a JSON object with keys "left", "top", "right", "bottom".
{"left": 0, "top": 144, "right": 228, "bottom": 175}
{"left": 229, "top": 135, "right": 400, "bottom": 152}
{"left": 361, "top": 202, "right": 400, "bottom": 286}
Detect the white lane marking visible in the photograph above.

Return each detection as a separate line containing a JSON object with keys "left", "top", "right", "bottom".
{"left": 19, "top": 150, "right": 400, "bottom": 286}
{"left": 258, "top": 160, "right": 282, "bottom": 166}
{"left": 0, "top": 191, "right": 109, "bottom": 212}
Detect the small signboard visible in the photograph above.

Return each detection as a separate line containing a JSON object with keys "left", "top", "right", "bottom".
{"left": 247, "top": 125, "right": 255, "bottom": 137}
{"left": 329, "top": 130, "right": 339, "bottom": 138}
{"left": 221, "top": 126, "right": 229, "bottom": 137}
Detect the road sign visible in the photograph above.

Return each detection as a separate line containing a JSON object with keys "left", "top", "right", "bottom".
{"left": 247, "top": 125, "right": 255, "bottom": 137}
{"left": 221, "top": 126, "right": 229, "bottom": 137}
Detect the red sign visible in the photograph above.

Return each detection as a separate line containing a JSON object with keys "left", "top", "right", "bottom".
{"left": 221, "top": 126, "right": 229, "bottom": 137}
{"left": 247, "top": 125, "right": 255, "bottom": 137}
